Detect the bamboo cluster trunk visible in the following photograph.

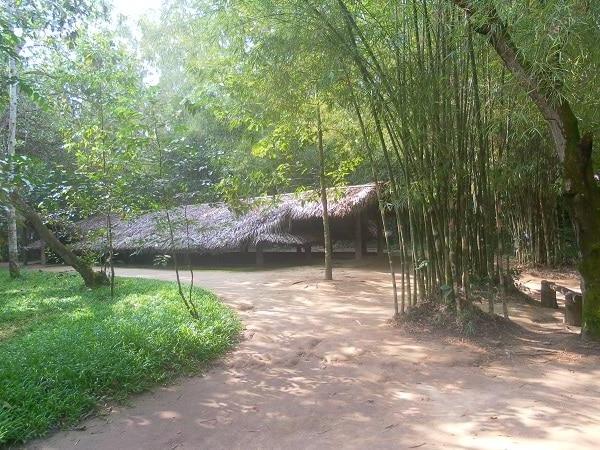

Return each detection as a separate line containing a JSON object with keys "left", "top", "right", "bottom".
{"left": 300, "top": 0, "right": 588, "bottom": 323}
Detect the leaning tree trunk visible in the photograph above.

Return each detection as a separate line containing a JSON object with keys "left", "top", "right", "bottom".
{"left": 566, "top": 132, "right": 600, "bottom": 338}
{"left": 317, "top": 103, "right": 333, "bottom": 281}
{"left": 9, "top": 192, "right": 108, "bottom": 288}
{"left": 6, "top": 50, "right": 20, "bottom": 278}
{"left": 453, "top": 0, "right": 600, "bottom": 338}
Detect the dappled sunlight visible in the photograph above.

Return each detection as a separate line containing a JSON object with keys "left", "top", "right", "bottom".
{"left": 156, "top": 411, "right": 182, "bottom": 420}
{"left": 26, "top": 264, "right": 600, "bottom": 450}
{"left": 123, "top": 416, "right": 152, "bottom": 427}
{"left": 391, "top": 390, "right": 416, "bottom": 401}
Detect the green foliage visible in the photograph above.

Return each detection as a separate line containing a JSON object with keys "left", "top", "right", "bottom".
{"left": 0, "top": 270, "right": 241, "bottom": 445}
{"left": 141, "top": 0, "right": 370, "bottom": 198}
{"left": 50, "top": 29, "right": 151, "bottom": 217}
{"left": 2, "top": 0, "right": 595, "bottom": 305}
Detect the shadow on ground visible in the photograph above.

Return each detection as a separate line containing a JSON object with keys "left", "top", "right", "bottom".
{"left": 25, "top": 263, "right": 600, "bottom": 450}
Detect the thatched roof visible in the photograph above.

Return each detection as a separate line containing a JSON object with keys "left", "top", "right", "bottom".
{"left": 23, "top": 214, "right": 124, "bottom": 251}
{"left": 68, "top": 183, "right": 379, "bottom": 255}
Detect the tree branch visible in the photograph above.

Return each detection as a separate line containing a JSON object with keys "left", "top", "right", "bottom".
{"left": 452, "top": 0, "right": 578, "bottom": 161}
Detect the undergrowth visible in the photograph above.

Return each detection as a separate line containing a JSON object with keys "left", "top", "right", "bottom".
{"left": 0, "top": 270, "right": 241, "bottom": 445}
{"left": 397, "top": 297, "right": 520, "bottom": 339}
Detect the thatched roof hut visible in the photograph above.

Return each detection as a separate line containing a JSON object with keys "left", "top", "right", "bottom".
{"left": 55, "top": 183, "right": 381, "bottom": 256}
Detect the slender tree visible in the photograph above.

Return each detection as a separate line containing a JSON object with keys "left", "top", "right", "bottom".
{"left": 317, "top": 101, "right": 333, "bottom": 280}
{"left": 6, "top": 36, "right": 19, "bottom": 278}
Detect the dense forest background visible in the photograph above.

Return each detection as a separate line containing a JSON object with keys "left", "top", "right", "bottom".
{"left": 1, "top": 1, "right": 599, "bottom": 328}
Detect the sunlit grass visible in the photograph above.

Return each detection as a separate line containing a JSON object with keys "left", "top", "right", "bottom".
{"left": 0, "top": 269, "right": 241, "bottom": 445}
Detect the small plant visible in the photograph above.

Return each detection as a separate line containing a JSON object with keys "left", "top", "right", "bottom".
{"left": 457, "top": 307, "right": 478, "bottom": 337}
{"left": 153, "top": 253, "right": 172, "bottom": 267}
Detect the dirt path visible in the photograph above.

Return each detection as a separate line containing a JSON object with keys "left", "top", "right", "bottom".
{"left": 28, "top": 265, "right": 600, "bottom": 450}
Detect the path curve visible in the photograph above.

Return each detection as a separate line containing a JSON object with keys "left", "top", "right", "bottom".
{"left": 29, "top": 265, "right": 600, "bottom": 450}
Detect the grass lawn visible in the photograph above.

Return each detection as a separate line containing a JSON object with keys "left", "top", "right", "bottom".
{"left": 0, "top": 269, "right": 241, "bottom": 445}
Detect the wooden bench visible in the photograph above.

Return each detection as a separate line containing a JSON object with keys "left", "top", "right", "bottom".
{"left": 540, "top": 280, "right": 582, "bottom": 326}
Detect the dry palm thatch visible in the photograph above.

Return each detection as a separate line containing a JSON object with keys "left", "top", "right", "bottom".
{"left": 68, "top": 183, "right": 379, "bottom": 254}
{"left": 23, "top": 214, "right": 124, "bottom": 251}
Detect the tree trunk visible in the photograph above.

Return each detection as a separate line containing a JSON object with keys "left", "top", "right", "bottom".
{"left": 453, "top": 0, "right": 600, "bottom": 337}
{"left": 317, "top": 103, "right": 333, "bottom": 281}
{"left": 9, "top": 192, "right": 108, "bottom": 288}
{"left": 6, "top": 51, "right": 20, "bottom": 278}
{"left": 569, "top": 135, "right": 600, "bottom": 338}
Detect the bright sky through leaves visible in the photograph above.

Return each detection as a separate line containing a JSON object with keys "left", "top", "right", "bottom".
{"left": 113, "top": 0, "right": 162, "bottom": 26}
{"left": 112, "top": 0, "right": 162, "bottom": 85}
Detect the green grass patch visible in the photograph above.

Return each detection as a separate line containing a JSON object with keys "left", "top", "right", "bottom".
{"left": 0, "top": 269, "right": 241, "bottom": 445}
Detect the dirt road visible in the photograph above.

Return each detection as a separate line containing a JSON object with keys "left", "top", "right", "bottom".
{"left": 28, "top": 265, "right": 600, "bottom": 450}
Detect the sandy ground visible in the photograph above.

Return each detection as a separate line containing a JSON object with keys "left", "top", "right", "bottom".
{"left": 22, "top": 263, "right": 600, "bottom": 450}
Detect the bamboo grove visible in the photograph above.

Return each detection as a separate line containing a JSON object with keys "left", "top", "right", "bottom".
{"left": 334, "top": 0, "right": 574, "bottom": 313}
{"left": 175, "top": 0, "right": 587, "bottom": 315}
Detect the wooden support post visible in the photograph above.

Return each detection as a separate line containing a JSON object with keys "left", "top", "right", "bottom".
{"left": 354, "top": 212, "right": 363, "bottom": 260}
{"left": 564, "top": 293, "right": 583, "bottom": 327}
{"left": 296, "top": 245, "right": 302, "bottom": 255}
{"left": 376, "top": 218, "right": 384, "bottom": 257}
{"left": 40, "top": 242, "right": 46, "bottom": 266}
{"left": 540, "top": 280, "right": 558, "bottom": 308}
{"left": 256, "top": 243, "right": 264, "bottom": 267}
{"left": 304, "top": 244, "right": 312, "bottom": 262}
